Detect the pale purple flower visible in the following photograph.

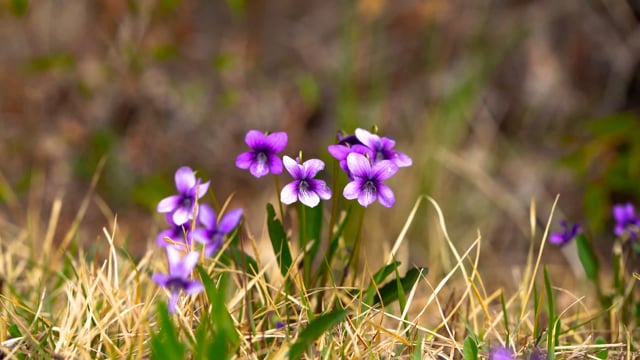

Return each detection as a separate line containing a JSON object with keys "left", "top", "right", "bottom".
{"left": 549, "top": 220, "right": 581, "bottom": 247}
{"left": 192, "top": 204, "right": 243, "bottom": 256}
{"left": 157, "top": 214, "right": 193, "bottom": 250}
{"left": 343, "top": 153, "right": 397, "bottom": 207}
{"left": 157, "top": 166, "right": 210, "bottom": 226}
{"left": 613, "top": 203, "right": 640, "bottom": 239}
{"left": 355, "top": 128, "right": 412, "bottom": 167}
{"left": 327, "top": 143, "right": 370, "bottom": 179}
{"left": 152, "top": 247, "right": 204, "bottom": 313}
{"left": 280, "top": 156, "right": 332, "bottom": 208}
{"left": 236, "top": 130, "right": 288, "bottom": 178}
{"left": 489, "top": 346, "right": 514, "bottom": 360}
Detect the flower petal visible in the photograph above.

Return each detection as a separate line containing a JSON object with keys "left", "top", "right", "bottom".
{"left": 357, "top": 186, "right": 376, "bottom": 207}
{"left": 393, "top": 151, "right": 413, "bottom": 167}
{"left": 168, "top": 293, "right": 180, "bottom": 313}
{"left": 197, "top": 204, "right": 216, "bottom": 230}
{"left": 172, "top": 207, "right": 191, "bottom": 226}
{"left": 196, "top": 181, "right": 210, "bottom": 199}
{"left": 343, "top": 181, "right": 361, "bottom": 200}
{"left": 299, "top": 188, "right": 320, "bottom": 208}
{"left": 355, "top": 128, "right": 381, "bottom": 150}
{"left": 250, "top": 160, "right": 270, "bottom": 178}
{"left": 236, "top": 152, "right": 255, "bottom": 169}
{"left": 267, "top": 154, "right": 284, "bottom": 175}
{"left": 219, "top": 208, "right": 243, "bottom": 233}
{"left": 376, "top": 183, "right": 395, "bottom": 208}
{"left": 280, "top": 182, "right": 299, "bottom": 204}
{"left": 309, "top": 179, "right": 331, "bottom": 200}
{"left": 175, "top": 167, "right": 196, "bottom": 193}
{"left": 192, "top": 228, "right": 211, "bottom": 245}
{"left": 172, "top": 251, "right": 200, "bottom": 279}
{"left": 152, "top": 273, "right": 171, "bottom": 287}
{"left": 302, "top": 159, "right": 325, "bottom": 178}
{"left": 328, "top": 144, "right": 351, "bottom": 161}
{"left": 183, "top": 280, "right": 204, "bottom": 295}
{"left": 283, "top": 156, "right": 300, "bottom": 177}
{"left": 157, "top": 195, "right": 181, "bottom": 213}
{"left": 372, "top": 160, "right": 398, "bottom": 181}
{"left": 165, "top": 246, "right": 182, "bottom": 273}
{"left": 265, "top": 131, "right": 288, "bottom": 153}
{"left": 245, "top": 130, "right": 267, "bottom": 149}
{"left": 346, "top": 153, "right": 372, "bottom": 179}
{"left": 549, "top": 233, "right": 565, "bottom": 245}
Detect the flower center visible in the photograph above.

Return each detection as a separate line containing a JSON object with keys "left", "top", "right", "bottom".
{"left": 181, "top": 197, "right": 193, "bottom": 210}
{"left": 363, "top": 180, "right": 377, "bottom": 194}
{"left": 257, "top": 152, "right": 268, "bottom": 164}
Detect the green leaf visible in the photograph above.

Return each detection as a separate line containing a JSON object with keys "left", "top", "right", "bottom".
{"left": 500, "top": 292, "right": 510, "bottom": 347}
{"left": 300, "top": 202, "right": 323, "bottom": 284}
{"left": 266, "top": 203, "right": 292, "bottom": 277}
{"left": 462, "top": 336, "right": 478, "bottom": 360}
{"left": 544, "top": 267, "right": 556, "bottom": 359}
{"left": 289, "top": 309, "right": 348, "bottom": 360}
{"left": 412, "top": 333, "right": 424, "bottom": 360}
{"left": 373, "top": 267, "right": 427, "bottom": 307}
{"left": 8, "top": 324, "right": 22, "bottom": 338}
{"left": 575, "top": 234, "right": 599, "bottom": 282}
{"left": 594, "top": 337, "right": 608, "bottom": 360}
{"left": 150, "top": 302, "right": 186, "bottom": 360}
{"left": 363, "top": 261, "right": 400, "bottom": 305}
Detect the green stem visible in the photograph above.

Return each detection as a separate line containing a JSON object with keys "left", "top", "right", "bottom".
{"left": 327, "top": 162, "right": 340, "bottom": 244}
{"left": 342, "top": 207, "right": 366, "bottom": 286}
{"left": 273, "top": 175, "right": 285, "bottom": 222}
{"left": 299, "top": 202, "right": 310, "bottom": 284}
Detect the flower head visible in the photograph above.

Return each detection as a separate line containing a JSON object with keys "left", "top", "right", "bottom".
{"left": 343, "top": 153, "right": 397, "bottom": 207}
{"left": 549, "top": 220, "right": 581, "bottom": 247}
{"left": 192, "top": 204, "right": 243, "bottom": 256}
{"left": 355, "top": 128, "right": 412, "bottom": 167}
{"left": 152, "top": 247, "right": 204, "bottom": 313}
{"left": 157, "top": 166, "right": 210, "bottom": 226}
{"left": 328, "top": 143, "right": 370, "bottom": 179}
{"left": 236, "top": 130, "right": 288, "bottom": 178}
{"left": 280, "top": 156, "right": 332, "bottom": 208}
{"left": 489, "top": 346, "right": 514, "bottom": 360}
{"left": 613, "top": 202, "right": 640, "bottom": 239}
{"left": 157, "top": 214, "right": 194, "bottom": 250}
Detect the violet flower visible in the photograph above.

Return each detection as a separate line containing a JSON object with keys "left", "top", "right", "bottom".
{"left": 192, "top": 204, "right": 243, "bottom": 257}
{"left": 343, "top": 153, "right": 398, "bottom": 207}
{"left": 489, "top": 346, "right": 515, "bottom": 360}
{"left": 354, "top": 128, "right": 412, "bottom": 167}
{"left": 613, "top": 202, "right": 640, "bottom": 239}
{"left": 152, "top": 247, "right": 204, "bottom": 313}
{"left": 157, "top": 214, "right": 193, "bottom": 250}
{"left": 157, "top": 166, "right": 210, "bottom": 226}
{"left": 327, "top": 143, "right": 370, "bottom": 179}
{"left": 549, "top": 220, "right": 581, "bottom": 247}
{"left": 236, "top": 130, "right": 288, "bottom": 178}
{"left": 280, "top": 156, "right": 332, "bottom": 208}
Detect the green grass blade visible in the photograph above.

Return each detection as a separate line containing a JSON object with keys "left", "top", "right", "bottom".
{"left": 500, "top": 292, "right": 510, "bottom": 347}
{"left": 372, "top": 267, "right": 427, "bottom": 307}
{"left": 266, "top": 203, "right": 292, "bottom": 277}
{"left": 575, "top": 234, "right": 599, "bottom": 282}
{"left": 543, "top": 266, "right": 556, "bottom": 360}
{"left": 594, "top": 337, "right": 608, "bottom": 359}
{"left": 462, "top": 335, "right": 478, "bottom": 360}
{"left": 150, "top": 302, "right": 186, "bottom": 360}
{"left": 289, "top": 309, "right": 348, "bottom": 360}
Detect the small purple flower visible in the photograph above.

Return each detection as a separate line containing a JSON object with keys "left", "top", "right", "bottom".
{"left": 192, "top": 204, "right": 243, "bottom": 256}
{"left": 489, "top": 346, "right": 514, "bottom": 360}
{"left": 236, "top": 130, "right": 288, "bottom": 178}
{"left": 152, "top": 247, "right": 204, "bottom": 313}
{"left": 157, "top": 214, "right": 193, "bottom": 250}
{"left": 343, "top": 153, "right": 398, "bottom": 207}
{"left": 157, "top": 166, "right": 210, "bottom": 226}
{"left": 613, "top": 203, "right": 640, "bottom": 239}
{"left": 328, "top": 143, "right": 370, "bottom": 179}
{"left": 355, "top": 128, "right": 412, "bottom": 167}
{"left": 280, "top": 156, "right": 332, "bottom": 208}
{"left": 549, "top": 220, "right": 581, "bottom": 247}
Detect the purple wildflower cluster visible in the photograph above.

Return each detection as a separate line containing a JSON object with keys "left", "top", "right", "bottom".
{"left": 153, "top": 166, "right": 243, "bottom": 313}
{"left": 235, "top": 128, "right": 412, "bottom": 209}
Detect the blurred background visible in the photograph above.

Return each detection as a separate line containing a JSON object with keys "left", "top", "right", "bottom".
{"left": 2, "top": 0, "right": 640, "bottom": 288}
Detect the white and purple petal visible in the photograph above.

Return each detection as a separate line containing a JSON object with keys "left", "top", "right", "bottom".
{"left": 346, "top": 153, "right": 373, "bottom": 179}
{"left": 219, "top": 208, "right": 243, "bottom": 233}
{"left": 357, "top": 185, "right": 376, "bottom": 208}
{"left": 343, "top": 181, "right": 362, "bottom": 200}
{"left": 249, "top": 158, "right": 270, "bottom": 178}
{"left": 302, "top": 159, "right": 325, "bottom": 179}
{"left": 198, "top": 204, "right": 217, "bottom": 230}
{"left": 283, "top": 156, "right": 301, "bottom": 178}
{"left": 376, "top": 183, "right": 395, "bottom": 208}
{"left": 172, "top": 207, "right": 192, "bottom": 226}
{"left": 183, "top": 280, "right": 204, "bottom": 295}
{"left": 280, "top": 182, "right": 299, "bottom": 204}
{"left": 309, "top": 179, "right": 332, "bottom": 200}
{"left": 196, "top": 180, "right": 210, "bottom": 199}
{"left": 355, "top": 128, "right": 381, "bottom": 150}
{"left": 299, "top": 187, "right": 320, "bottom": 208}
{"left": 372, "top": 160, "right": 398, "bottom": 181}
{"left": 393, "top": 151, "right": 413, "bottom": 167}
{"left": 157, "top": 195, "right": 181, "bottom": 213}
{"left": 175, "top": 166, "right": 196, "bottom": 193}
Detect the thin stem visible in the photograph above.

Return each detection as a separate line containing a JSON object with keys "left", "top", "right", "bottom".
{"left": 342, "top": 207, "right": 366, "bottom": 286}
{"left": 273, "top": 175, "right": 285, "bottom": 221}
{"left": 299, "top": 202, "right": 310, "bottom": 284}
{"left": 327, "top": 161, "right": 340, "bottom": 244}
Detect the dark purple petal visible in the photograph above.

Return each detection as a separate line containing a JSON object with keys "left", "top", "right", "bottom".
{"left": 302, "top": 159, "right": 325, "bottom": 179}
{"left": 219, "top": 208, "right": 243, "bottom": 233}
{"left": 168, "top": 293, "right": 180, "bottom": 313}
{"left": 343, "top": 181, "right": 361, "bottom": 200}
{"left": 265, "top": 132, "right": 288, "bottom": 153}
{"left": 245, "top": 130, "right": 267, "bottom": 149}
{"left": 267, "top": 154, "right": 284, "bottom": 175}
{"left": 175, "top": 167, "right": 196, "bottom": 193}
{"left": 183, "top": 280, "right": 204, "bottom": 295}
{"left": 328, "top": 144, "right": 351, "bottom": 161}
{"left": 191, "top": 228, "right": 210, "bottom": 245}
{"left": 152, "top": 273, "right": 171, "bottom": 287}
{"left": 157, "top": 195, "right": 181, "bottom": 213}
{"left": 346, "top": 153, "right": 372, "bottom": 179}
{"left": 299, "top": 188, "right": 320, "bottom": 208}
{"left": 280, "top": 182, "right": 299, "bottom": 204}
{"left": 379, "top": 137, "right": 396, "bottom": 150}
{"left": 377, "top": 183, "right": 395, "bottom": 207}
{"left": 549, "top": 233, "right": 565, "bottom": 245}
{"left": 489, "top": 346, "right": 514, "bottom": 360}
{"left": 372, "top": 160, "right": 398, "bottom": 181}
{"left": 236, "top": 152, "right": 255, "bottom": 169}
{"left": 198, "top": 204, "right": 217, "bottom": 230}
{"left": 172, "top": 207, "right": 192, "bottom": 226}
{"left": 157, "top": 229, "right": 176, "bottom": 247}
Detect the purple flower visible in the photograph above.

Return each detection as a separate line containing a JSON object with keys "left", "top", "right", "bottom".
{"left": 613, "top": 203, "right": 640, "bottom": 239}
{"left": 328, "top": 143, "right": 370, "bottom": 179}
{"left": 355, "top": 128, "right": 412, "bottom": 167}
{"left": 489, "top": 346, "right": 514, "bottom": 360}
{"left": 157, "top": 166, "right": 210, "bottom": 226}
{"left": 549, "top": 220, "right": 581, "bottom": 247}
{"left": 280, "top": 156, "right": 332, "bottom": 208}
{"left": 343, "top": 153, "right": 398, "bottom": 207}
{"left": 157, "top": 214, "right": 194, "bottom": 250}
{"left": 236, "top": 130, "right": 288, "bottom": 178}
{"left": 192, "top": 204, "right": 243, "bottom": 257}
{"left": 152, "top": 247, "right": 204, "bottom": 313}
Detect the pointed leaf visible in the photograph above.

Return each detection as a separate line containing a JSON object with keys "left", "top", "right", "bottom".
{"left": 267, "top": 203, "right": 292, "bottom": 277}
{"left": 373, "top": 267, "right": 427, "bottom": 307}
{"left": 289, "top": 309, "right": 348, "bottom": 360}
